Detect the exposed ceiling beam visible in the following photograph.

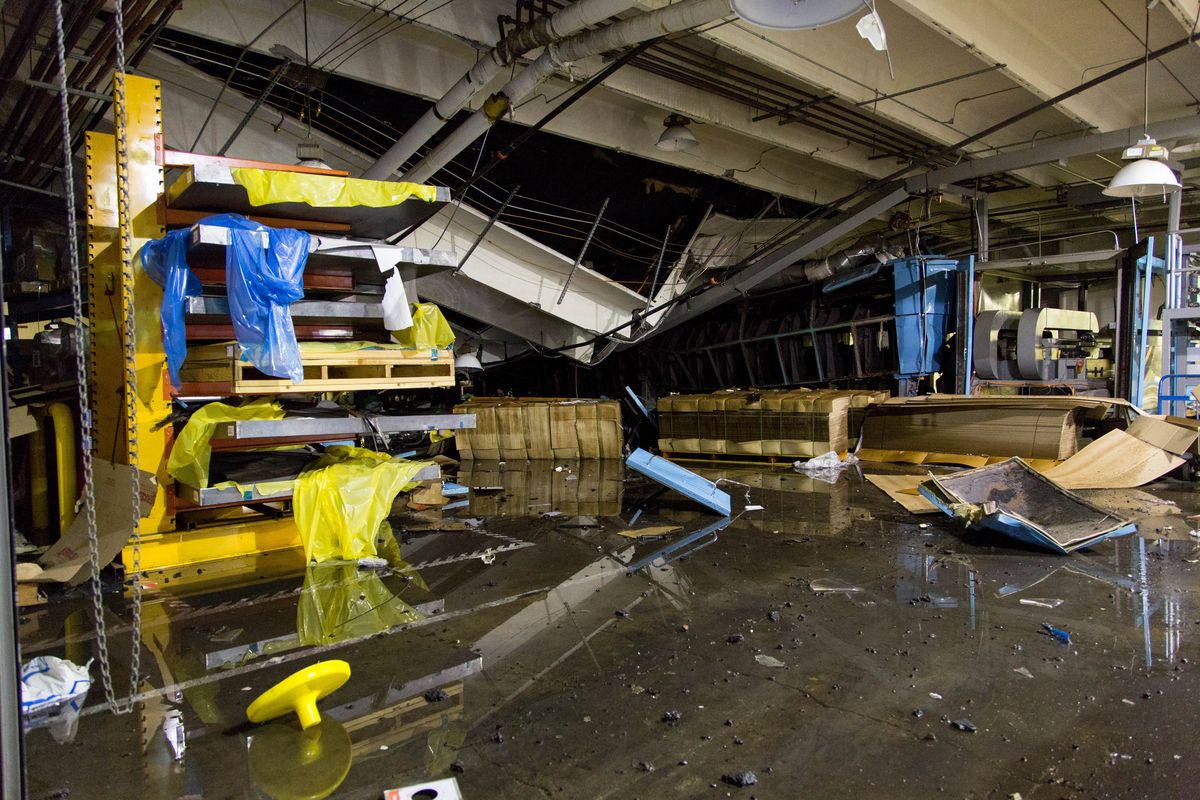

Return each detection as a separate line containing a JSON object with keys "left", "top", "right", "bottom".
{"left": 166, "top": 0, "right": 873, "bottom": 202}
{"left": 907, "top": 113, "right": 1200, "bottom": 191}
{"left": 889, "top": 0, "right": 1134, "bottom": 132}
{"left": 651, "top": 186, "right": 911, "bottom": 335}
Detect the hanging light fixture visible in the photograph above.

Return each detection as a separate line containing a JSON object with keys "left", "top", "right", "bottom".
{"left": 730, "top": 0, "right": 862, "bottom": 30}
{"left": 1103, "top": 7, "right": 1181, "bottom": 197}
{"left": 656, "top": 114, "right": 699, "bottom": 152}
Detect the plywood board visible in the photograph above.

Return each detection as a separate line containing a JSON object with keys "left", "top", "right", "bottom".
{"left": 864, "top": 474, "right": 939, "bottom": 514}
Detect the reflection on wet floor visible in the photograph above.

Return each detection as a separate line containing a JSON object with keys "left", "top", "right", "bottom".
{"left": 19, "top": 460, "right": 1200, "bottom": 798}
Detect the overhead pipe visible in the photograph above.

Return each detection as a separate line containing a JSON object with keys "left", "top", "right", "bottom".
{"left": 403, "top": 0, "right": 734, "bottom": 184}
{"left": 362, "top": 0, "right": 638, "bottom": 180}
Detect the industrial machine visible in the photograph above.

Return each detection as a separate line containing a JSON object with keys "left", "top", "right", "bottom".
{"left": 973, "top": 307, "right": 1111, "bottom": 395}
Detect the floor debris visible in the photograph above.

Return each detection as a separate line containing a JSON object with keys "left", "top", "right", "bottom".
{"left": 722, "top": 771, "right": 758, "bottom": 787}
{"left": 616, "top": 524, "right": 682, "bottom": 540}
{"left": 624, "top": 448, "right": 732, "bottom": 516}
{"left": 1013, "top": 667, "right": 1035, "bottom": 679}
{"left": 809, "top": 577, "right": 864, "bottom": 593}
{"left": 754, "top": 654, "right": 785, "bottom": 668}
{"left": 950, "top": 719, "right": 977, "bottom": 732}
{"left": 1042, "top": 623, "right": 1072, "bottom": 645}
{"left": 919, "top": 458, "right": 1137, "bottom": 553}
{"left": 1018, "top": 598, "right": 1063, "bottom": 609}
{"left": 793, "top": 450, "right": 859, "bottom": 484}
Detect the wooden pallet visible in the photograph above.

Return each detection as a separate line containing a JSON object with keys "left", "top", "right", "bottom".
{"left": 180, "top": 342, "right": 455, "bottom": 394}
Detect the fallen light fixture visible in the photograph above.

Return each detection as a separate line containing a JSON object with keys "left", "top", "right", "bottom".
{"left": 656, "top": 114, "right": 698, "bottom": 152}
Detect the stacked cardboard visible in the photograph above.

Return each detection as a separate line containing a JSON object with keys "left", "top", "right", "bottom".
{"left": 454, "top": 398, "right": 622, "bottom": 460}
{"left": 858, "top": 395, "right": 1131, "bottom": 465}
{"left": 658, "top": 388, "right": 889, "bottom": 459}
{"left": 459, "top": 460, "right": 624, "bottom": 516}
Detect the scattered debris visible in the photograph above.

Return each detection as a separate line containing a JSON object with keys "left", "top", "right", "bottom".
{"left": 356, "top": 556, "right": 388, "bottom": 570}
{"left": 755, "top": 654, "right": 785, "bottom": 668}
{"left": 423, "top": 688, "right": 449, "bottom": 703}
{"left": 450, "top": 760, "right": 465, "bottom": 773}
{"left": 1013, "top": 667, "right": 1035, "bottom": 679}
{"left": 625, "top": 448, "right": 732, "bottom": 516}
{"left": 1018, "top": 598, "right": 1063, "bottom": 609}
{"left": 662, "top": 710, "right": 682, "bottom": 723}
{"left": 721, "top": 771, "right": 758, "bottom": 788}
{"left": 638, "top": 762, "right": 655, "bottom": 773}
{"left": 793, "top": 451, "right": 859, "bottom": 484}
{"left": 767, "top": 610, "right": 782, "bottom": 622}
{"left": 727, "top": 633, "right": 745, "bottom": 644}
{"left": 472, "top": 486, "right": 504, "bottom": 494}
{"left": 383, "top": 777, "right": 463, "bottom": 800}
{"left": 912, "top": 709, "right": 924, "bottom": 719}
{"left": 809, "top": 578, "right": 863, "bottom": 593}
{"left": 745, "top": 504, "right": 765, "bottom": 512}
{"left": 1042, "top": 623, "right": 1071, "bottom": 645}
{"left": 20, "top": 656, "right": 91, "bottom": 716}
{"left": 480, "top": 549, "right": 496, "bottom": 565}
{"left": 163, "top": 708, "right": 185, "bottom": 760}
{"left": 617, "top": 525, "right": 682, "bottom": 540}
{"left": 615, "top": 609, "right": 632, "bottom": 619}
{"left": 929, "top": 692, "right": 943, "bottom": 700}
{"left": 950, "top": 719, "right": 977, "bottom": 732}
{"left": 919, "top": 458, "right": 1136, "bottom": 553}
{"left": 209, "top": 626, "right": 243, "bottom": 643}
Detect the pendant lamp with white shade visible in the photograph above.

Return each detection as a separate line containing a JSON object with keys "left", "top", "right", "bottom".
{"left": 1103, "top": 9, "right": 1182, "bottom": 198}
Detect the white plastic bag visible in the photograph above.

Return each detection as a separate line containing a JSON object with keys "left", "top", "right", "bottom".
{"left": 21, "top": 656, "right": 91, "bottom": 716}
{"left": 793, "top": 451, "right": 860, "bottom": 484}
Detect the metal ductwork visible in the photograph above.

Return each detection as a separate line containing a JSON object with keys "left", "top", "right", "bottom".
{"left": 402, "top": 0, "right": 735, "bottom": 184}
{"left": 362, "top": 0, "right": 638, "bottom": 180}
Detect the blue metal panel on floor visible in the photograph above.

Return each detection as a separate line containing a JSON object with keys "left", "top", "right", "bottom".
{"left": 625, "top": 448, "right": 731, "bottom": 516}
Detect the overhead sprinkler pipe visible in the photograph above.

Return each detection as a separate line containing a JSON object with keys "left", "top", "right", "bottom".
{"left": 402, "top": 0, "right": 735, "bottom": 184}
{"left": 362, "top": 0, "right": 638, "bottom": 180}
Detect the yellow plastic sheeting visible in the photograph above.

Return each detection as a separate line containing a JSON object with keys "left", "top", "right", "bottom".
{"left": 296, "top": 564, "right": 425, "bottom": 646}
{"left": 230, "top": 168, "right": 440, "bottom": 208}
{"left": 392, "top": 303, "right": 455, "bottom": 350}
{"left": 297, "top": 340, "right": 408, "bottom": 353}
{"left": 168, "top": 398, "right": 284, "bottom": 489}
{"left": 292, "top": 445, "right": 433, "bottom": 563}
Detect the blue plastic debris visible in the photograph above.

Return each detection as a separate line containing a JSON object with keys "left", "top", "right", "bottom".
{"left": 624, "top": 449, "right": 731, "bottom": 516}
{"left": 1042, "top": 623, "right": 1071, "bottom": 645}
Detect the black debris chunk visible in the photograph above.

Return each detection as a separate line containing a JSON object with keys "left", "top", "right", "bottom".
{"left": 722, "top": 771, "right": 758, "bottom": 788}
{"left": 912, "top": 709, "right": 924, "bottom": 719}
{"left": 615, "top": 609, "right": 632, "bottom": 619}
{"left": 423, "top": 688, "right": 449, "bottom": 703}
{"left": 767, "top": 610, "right": 782, "bottom": 622}
{"left": 727, "top": 634, "right": 745, "bottom": 644}
{"left": 450, "top": 761, "right": 465, "bottom": 774}
{"left": 662, "top": 710, "right": 683, "bottom": 723}
{"left": 638, "top": 761, "right": 655, "bottom": 773}
{"left": 950, "top": 719, "right": 977, "bottom": 733}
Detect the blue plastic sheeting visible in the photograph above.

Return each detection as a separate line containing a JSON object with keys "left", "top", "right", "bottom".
{"left": 140, "top": 228, "right": 201, "bottom": 389}
{"left": 892, "top": 256, "right": 958, "bottom": 378}
{"left": 222, "top": 214, "right": 310, "bottom": 382}
{"left": 625, "top": 448, "right": 731, "bottom": 516}
{"left": 140, "top": 213, "right": 310, "bottom": 386}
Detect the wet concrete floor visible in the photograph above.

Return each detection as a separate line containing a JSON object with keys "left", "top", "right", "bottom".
{"left": 18, "top": 460, "right": 1200, "bottom": 799}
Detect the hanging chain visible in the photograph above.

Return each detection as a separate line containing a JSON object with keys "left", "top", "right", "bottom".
{"left": 55, "top": 0, "right": 142, "bottom": 715}
{"left": 112, "top": 0, "right": 144, "bottom": 716}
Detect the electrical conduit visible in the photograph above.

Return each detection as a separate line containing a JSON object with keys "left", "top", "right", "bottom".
{"left": 402, "top": 0, "right": 734, "bottom": 184}
{"left": 363, "top": 0, "right": 639, "bottom": 180}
